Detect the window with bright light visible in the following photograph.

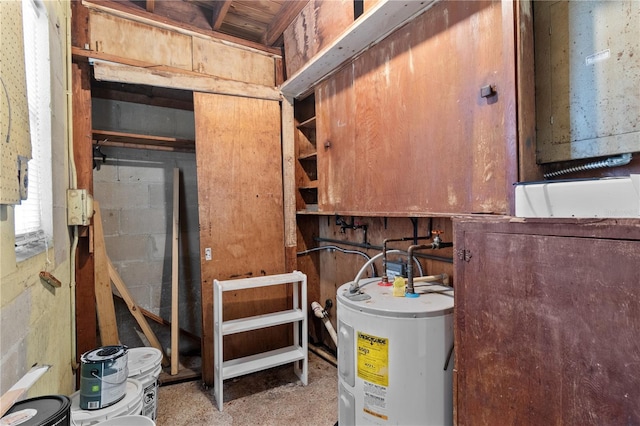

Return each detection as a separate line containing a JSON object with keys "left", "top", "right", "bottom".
{"left": 15, "top": 0, "right": 53, "bottom": 259}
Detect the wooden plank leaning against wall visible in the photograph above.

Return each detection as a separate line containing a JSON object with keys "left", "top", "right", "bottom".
{"left": 71, "top": 1, "right": 289, "bottom": 386}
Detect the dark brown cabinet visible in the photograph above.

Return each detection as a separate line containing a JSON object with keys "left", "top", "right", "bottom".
{"left": 316, "top": 1, "right": 522, "bottom": 216}
{"left": 453, "top": 216, "right": 640, "bottom": 425}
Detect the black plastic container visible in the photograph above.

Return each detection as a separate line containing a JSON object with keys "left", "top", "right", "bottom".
{"left": 1, "top": 395, "right": 71, "bottom": 426}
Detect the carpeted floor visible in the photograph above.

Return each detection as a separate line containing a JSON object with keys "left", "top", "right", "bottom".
{"left": 156, "top": 351, "right": 338, "bottom": 426}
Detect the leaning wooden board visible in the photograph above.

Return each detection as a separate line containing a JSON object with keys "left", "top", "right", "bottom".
{"left": 93, "top": 201, "right": 119, "bottom": 345}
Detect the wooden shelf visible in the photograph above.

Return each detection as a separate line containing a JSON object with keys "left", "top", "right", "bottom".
{"left": 297, "top": 116, "right": 316, "bottom": 129}
{"left": 298, "top": 151, "right": 317, "bottom": 161}
{"left": 280, "top": 0, "right": 438, "bottom": 98}
{"left": 93, "top": 129, "right": 195, "bottom": 152}
{"left": 297, "top": 204, "right": 319, "bottom": 214}
{"left": 298, "top": 181, "right": 318, "bottom": 189}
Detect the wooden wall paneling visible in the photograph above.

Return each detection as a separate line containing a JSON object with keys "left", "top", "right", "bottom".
{"left": 316, "top": 1, "right": 517, "bottom": 216}
{"left": 192, "top": 37, "right": 275, "bottom": 86}
{"left": 275, "top": 57, "right": 285, "bottom": 86}
{"left": 82, "top": 0, "right": 281, "bottom": 56}
{"left": 72, "top": 61, "right": 97, "bottom": 361}
{"left": 363, "top": 0, "right": 381, "bottom": 14}
{"left": 295, "top": 215, "right": 321, "bottom": 343}
{"left": 283, "top": 0, "right": 354, "bottom": 77}
{"left": 352, "top": 27, "right": 413, "bottom": 214}
{"left": 89, "top": 11, "right": 193, "bottom": 71}
{"left": 71, "top": 0, "right": 90, "bottom": 48}
{"left": 453, "top": 217, "right": 640, "bottom": 425}
{"left": 316, "top": 65, "right": 356, "bottom": 213}
{"left": 194, "top": 92, "right": 287, "bottom": 385}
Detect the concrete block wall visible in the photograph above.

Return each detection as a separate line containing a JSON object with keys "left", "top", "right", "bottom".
{"left": 0, "top": 0, "right": 74, "bottom": 397}
{"left": 94, "top": 146, "right": 201, "bottom": 352}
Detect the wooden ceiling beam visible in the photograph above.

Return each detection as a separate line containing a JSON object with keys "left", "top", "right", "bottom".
{"left": 146, "top": 0, "right": 154, "bottom": 13}
{"left": 211, "top": 0, "right": 232, "bottom": 30}
{"left": 82, "top": 0, "right": 282, "bottom": 56}
{"left": 262, "top": 0, "right": 310, "bottom": 47}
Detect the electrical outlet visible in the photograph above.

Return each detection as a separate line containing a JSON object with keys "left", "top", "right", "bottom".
{"left": 205, "top": 247, "right": 212, "bottom": 261}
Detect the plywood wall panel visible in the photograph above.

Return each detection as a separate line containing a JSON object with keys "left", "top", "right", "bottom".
{"left": 316, "top": 65, "right": 356, "bottom": 212}
{"left": 194, "top": 92, "right": 286, "bottom": 385}
{"left": 192, "top": 37, "right": 275, "bottom": 87}
{"left": 316, "top": 1, "right": 517, "bottom": 215}
{"left": 90, "top": 11, "right": 193, "bottom": 71}
{"left": 283, "top": 0, "right": 354, "bottom": 77}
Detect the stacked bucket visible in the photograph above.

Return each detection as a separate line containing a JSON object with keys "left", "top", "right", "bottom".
{"left": 69, "top": 345, "right": 162, "bottom": 426}
{"left": 0, "top": 346, "right": 162, "bottom": 426}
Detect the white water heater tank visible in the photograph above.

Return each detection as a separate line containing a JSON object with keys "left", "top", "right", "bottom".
{"left": 337, "top": 278, "right": 454, "bottom": 425}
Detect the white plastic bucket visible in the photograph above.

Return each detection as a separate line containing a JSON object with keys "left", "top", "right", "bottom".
{"left": 95, "top": 415, "right": 155, "bottom": 426}
{"left": 127, "top": 347, "right": 163, "bottom": 421}
{"left": 70, "top": 379, "right": 143, "bottom": 426}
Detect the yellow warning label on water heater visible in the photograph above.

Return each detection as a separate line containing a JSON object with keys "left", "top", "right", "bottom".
{"left": 357, "top": 332, "right": 389, "bottom": 387}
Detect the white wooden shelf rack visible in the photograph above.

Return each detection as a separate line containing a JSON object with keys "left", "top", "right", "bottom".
{"left": 213, "top": 271, "right": 308, "bottom": 411}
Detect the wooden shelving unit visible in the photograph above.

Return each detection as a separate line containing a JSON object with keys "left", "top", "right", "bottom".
{"left": 213, "top": 272, "right": 308, "bottom": 412}
{"left": 294, "top": 93, "right": 318, "bottom": 213}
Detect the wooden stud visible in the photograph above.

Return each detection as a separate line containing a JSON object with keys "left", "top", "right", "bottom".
{"left": 108, "top": 258, "right": 170, "bottom": 367}
{"left": 93, "top": 201, "right": 119, "bottom": 345}
{"left": 211, "top": 0, "right": 232, "bottom": 30}
{"left": 72, "top": 61, "right": 97, "bottom": 367}
{"left": 171, "top": 168, "right": 180, "bottom": 375}
{"left": 282, "top": 96, "right": 297, "bottom": 271}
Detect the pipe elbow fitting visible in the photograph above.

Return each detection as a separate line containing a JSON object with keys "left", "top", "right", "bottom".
{"left": 311, "top": 301, "right": 327, "bottom": 319}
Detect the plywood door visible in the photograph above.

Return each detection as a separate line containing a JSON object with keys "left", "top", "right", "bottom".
{"left": 453, "top": 217, "right": 640, "bottom": 425}
{"left": 194, "top": 93, "right": 287, "bottom": 385}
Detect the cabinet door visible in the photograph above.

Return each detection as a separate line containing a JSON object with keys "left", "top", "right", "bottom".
{"left": 194, "top": 93, "right": 287, "bottom": 385}
{"left": 453, "top": 217, "right": 640, "bottom": 425}
{"left": 317, "top": 1, "right": 517, "bottom": 215}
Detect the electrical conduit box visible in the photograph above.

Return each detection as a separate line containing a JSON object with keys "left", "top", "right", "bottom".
{"left": 67, "top": 189, "right": 94, "bottom": 225}
{"left": 515, "top": 175, "right": 640, "bottom": 218}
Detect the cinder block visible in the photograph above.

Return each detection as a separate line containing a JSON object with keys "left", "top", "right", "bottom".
{"left": 94, "top": 181, "right": 150, "bottom": 209}
{"left": 148, "top": 183, "right": 169, "bottom": 209}
{"left": 104, "top": 235, "right": 149, "bottom": 262}
{"left": 119, "top": 260, "right": 164, "bottom": 287}
{"left": 1, "top": 291, "right": 31, "bottom": 352}
{"left": 100, "top": 209, "right": 120, "bottom": 236}
{"left": 120, "top": 209, "right": 167, "bottom": 235}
